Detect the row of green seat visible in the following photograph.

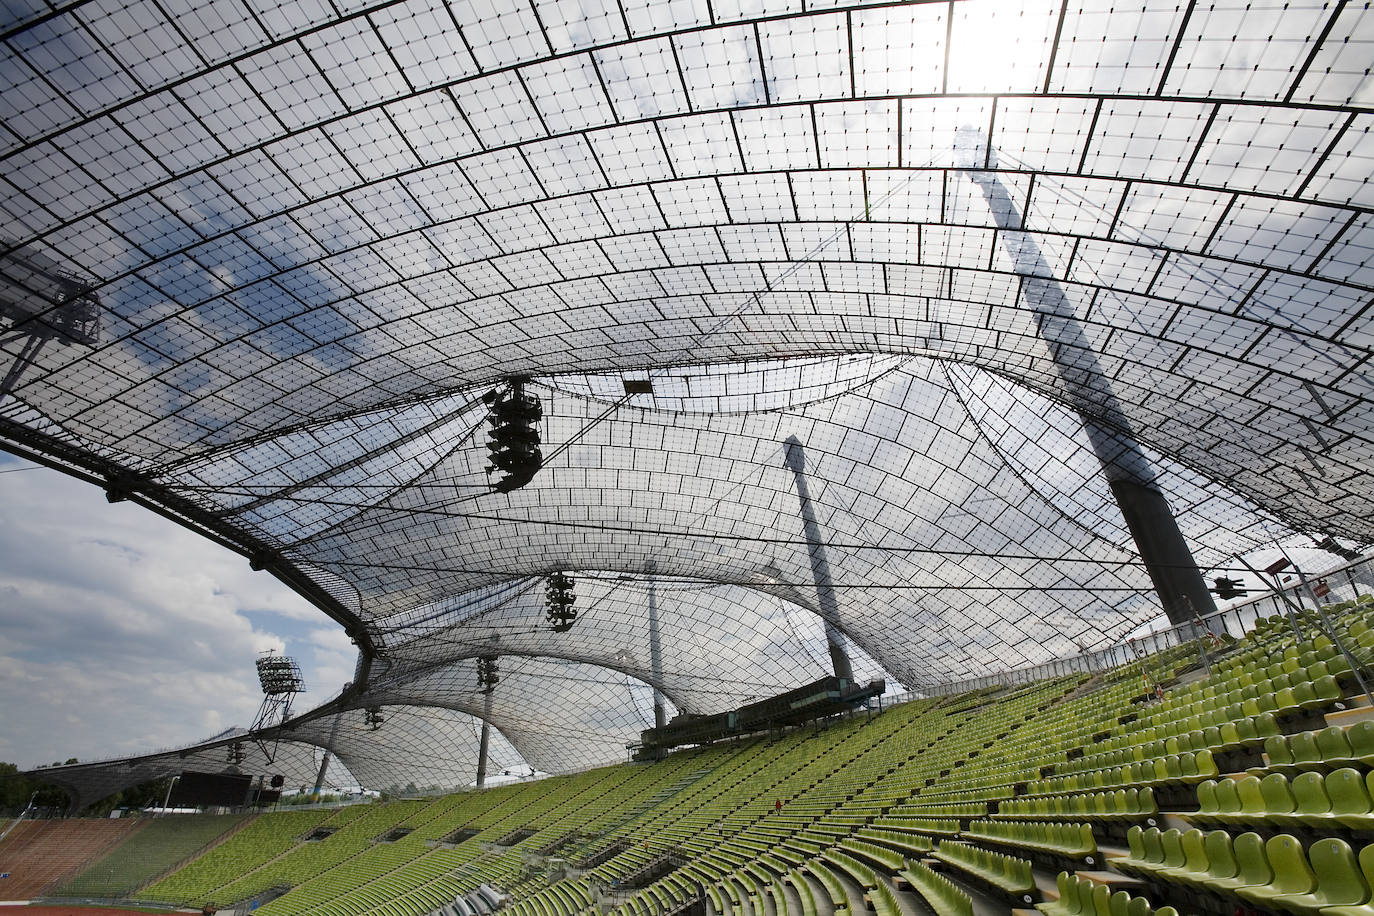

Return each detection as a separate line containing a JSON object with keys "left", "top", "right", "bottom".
{"left": 1258, "top": 724, "right": 1374, "bottom": 774}
{"left": 835, "top": 838, "right": 904, "bottom": 872}
{"left": 897, "top": 860, "right": 972, "bottom": 916}
{"left": 802, "top": 859, "right": 850, "bottom": 916}
{"left": 866, "top": 875, "right": 902, "bottom": 916}
{"left": 780, "top": 870, "right": 815, "bottom": 916}
{"left": 1038, "top": 872, "right": 1178, "bottom": 916}
{"left": 1192, "top": 768, "right": 1374, "bottom": 830}
{"left": 996, "top": 788, "right": 1158, "bottom": 821}
{"left": 820, "top": 848, "right": 879, "bottom": 892}
{"left": 1027, "top": 752, "right": 1218, "bottom": 797}
{"left": 931, "top": 839, "right": 1036, "bottom": 901}
{"left": 963, "top": 820, "right": 1097, "bottom": 860}
{"left": 1117, "top": 827, "right": 1374, "bottom": 916}
{"left": 854, "top": 827, "right": 933, "bottom": 856}
{"left": 1137, "top": 668, "right": 1345, "bottom": 731}
{"left": 1073, "top": 712, "right": 1279, "bottom": 771}
{"left": 871, "top": 815, "right": 960, "bottom": 836}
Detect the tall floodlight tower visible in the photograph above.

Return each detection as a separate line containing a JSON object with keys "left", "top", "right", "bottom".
{"left": 953, "top": 128, "right": 1215, "bottom": 625}
{"left": 0, "top": 246, "right": 100, "bottom": 398}
{"left": 252, "top": 651, "right": 305, "bottom": 733}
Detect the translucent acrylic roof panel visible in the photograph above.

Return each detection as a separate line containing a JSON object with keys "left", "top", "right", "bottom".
{"left": 287, "top": 705, "right": 528, "bottom": 791}
{"left": 378, "top": 574, "right": 861, "bottom": 711}
{"left": 3, "top": 0, "right": 1372, "bottom": 790}
{"left": 364, "top": 657, "right": 664, "bottom": 774}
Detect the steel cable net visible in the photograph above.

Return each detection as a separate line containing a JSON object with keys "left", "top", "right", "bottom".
{"left": 268, "top": 361, "right": 1295, "bottom": 681}
{"left": 0, "top": 0, "right": 1371, "bottom": 787}
{"left": 376, "top": 574, "right": 879, "bottom": 711}
{"left": 362, "top": 657, "right": 667, "bottom": 774}
{"left": 946, "top": 362, "right": 1306, "bottom": 572}
{"left": 30, "top": 729, "right": 359, "bottom": 813}
{"left": 285, "top": 704, "right": 527, "bottom": 790}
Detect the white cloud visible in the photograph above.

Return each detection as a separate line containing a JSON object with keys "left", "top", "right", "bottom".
{"left": 0, "top": 460, "right": 346, "bottom": 769}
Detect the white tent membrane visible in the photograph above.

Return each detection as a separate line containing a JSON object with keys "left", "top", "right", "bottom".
{"left": 2, "top": 0, "right": 1371, "bottom": 796}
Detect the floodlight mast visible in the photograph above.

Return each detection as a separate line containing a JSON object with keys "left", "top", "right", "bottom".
{"left": 647, "top": 570, "right": 666, "bottom": 730}
{"left": 251, "top": 650, "right": 305, "bottom": 762}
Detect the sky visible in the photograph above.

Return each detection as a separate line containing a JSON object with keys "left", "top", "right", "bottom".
{"left": 0, "top": 450, "right": 358, "bottom": 770}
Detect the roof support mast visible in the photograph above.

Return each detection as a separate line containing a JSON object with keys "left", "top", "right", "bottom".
{"left": 312, "top": 711, "right": 342, "bottom": 797}
{"left": 784, "top": 436, "right": 854, "bottom": 680}
{"left": 648, "top": 573, "right": 667, "bottom": 729}
{"left": 956, "top": 131, "right": 1215, "bottom": 625}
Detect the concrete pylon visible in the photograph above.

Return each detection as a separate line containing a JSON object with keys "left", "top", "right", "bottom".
{"left": 956, "top": 140, "right": 1215, "bottom": 625}
{"left": 783, "top": 435, "right": 854, "bottom": 680}
{"left": 648, "top": 574, "right": 667, "bottom": 728}
{"left": 312, "top": 711, "right": 343, "bottom": 795}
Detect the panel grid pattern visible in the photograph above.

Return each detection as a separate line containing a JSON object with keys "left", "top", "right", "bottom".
{"left": 2, "top": 0, "right": 1371, "bottom": 784}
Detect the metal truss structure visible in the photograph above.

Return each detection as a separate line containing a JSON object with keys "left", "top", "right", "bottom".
{"left": 2, "top": 0, "right": 1371, "bottom": 803}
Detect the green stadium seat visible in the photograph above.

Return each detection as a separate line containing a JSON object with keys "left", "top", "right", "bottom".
{"left": 1290, "top": 731, "right": 1327, "bottom": 770}
{"left": 1326, "top": 769, "right": 1374, "bottom": 829}
{"left": 1109, "top": 890, "right": 1149, "bottom": 916}
{"left": 1038, "top": 872, "right": 1079, "bottom": 916}
{"left": 1086, "top": 880, "right": 1111, "bottom": 916}
{"left": 1261, "top": 773, "right": 1302, "bottom": 825}
{"left": 1300, "top": 676, "right": 1343, "bottom": 711}
{"left": 1203, "top": 832, "right": 1272, "bottom": 897}
{"left": 1200, "top": 778, "right": 1242, "bottom": 824}
{"left": 1115, "top": 827, "right": 1162, "bottom": 877}
{"left": 1271, "top": 839, "right": 1369, "bottom": 915}
{"left": 1235, "top": 775, "right": 1269, "bottom": 822}
{"left": 1262, "top": 735, "right": 1299, "bottom": 773}
{"left": 1235, "top": 835, "right": 1316, "bottom": 908}
{"left": 1198, "top": 829, "right": 1240, "bottom": 887}
{"left": 1158, "top": 829, "right": 1209, "bottom": 884}
{"left": 1346, "top": 722, "right": 1374, "bottom": 765}
{"left": 1323, "top": 844, "right": 1374, "bottom": 916}
{"left": 1318, "top": 727, "right": 1358, "bottom": 766}
{"left": 1157, "top": 829, "right": 1187, "bottom": 875}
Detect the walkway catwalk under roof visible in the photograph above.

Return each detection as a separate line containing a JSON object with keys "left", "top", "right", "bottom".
{"left": 2, "top": 0, "right": 1371, "bottom": 798}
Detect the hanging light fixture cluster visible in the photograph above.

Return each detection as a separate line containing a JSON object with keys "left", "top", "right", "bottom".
{"left": 364, "top": 706, "right": 384, "bottom": 731}
{"left": 477, "top": 655, "right": 500, "bottom": 693}
{"left": 546, "top": 572, "right": 577, "bottom": 632}
{"left": 484, "top": 377, "right": 543, "bottom": 493}
{"left": 226, "top": 741, "right": 246, "bottom": 765}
